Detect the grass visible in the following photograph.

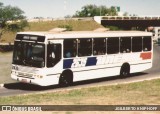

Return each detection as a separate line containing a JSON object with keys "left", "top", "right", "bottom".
{"left": 0, "top": 31, "right": 16, "bottom": 43}
{"left": 0, "top": 79, "right": 160, "bottom": 105}
{"left": 0, "top": 52, "right": 15, "bottom": 84}
{"left": 0, "top": 20, "right": 103, "bottom": 43}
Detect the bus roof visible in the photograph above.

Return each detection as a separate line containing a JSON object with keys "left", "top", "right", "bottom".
{"left": 17, "top": 31, "right": 152, "bottom": 39}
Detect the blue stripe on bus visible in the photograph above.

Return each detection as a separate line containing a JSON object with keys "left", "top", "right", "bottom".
{"left": 63, "top": 59, "right": 73, "bottom": 69}
{"left": 86, "top": 57, "right": 97, "bottom": 66}
{"left": 63, "top": 57, "right": 97, "bottom": 69}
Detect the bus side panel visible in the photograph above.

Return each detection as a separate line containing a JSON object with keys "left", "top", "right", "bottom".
{"left": 130, "top": 62, "right": 152, "bottom": 73}
{"left": 42, "top": 60, "right": 63, "bottom": 86}
{"left": 73, "top": 66, "right": 121, "bottom": 82}
{"left": 29, "top": 74, "right": 60, "bottom": 86}
{"left": 72, "top": 61, "right": 152, "bottom": 82}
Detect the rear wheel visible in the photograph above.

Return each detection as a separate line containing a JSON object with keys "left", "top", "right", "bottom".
{"left": 59, "top": 70, "right": 73, "bottom": 87}
{"left": 120, "top": 63, "right": 130, "bottom": 78}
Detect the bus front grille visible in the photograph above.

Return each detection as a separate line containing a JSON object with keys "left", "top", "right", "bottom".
{"left": 17, "top": 72, "right": 34, "bottom": 79}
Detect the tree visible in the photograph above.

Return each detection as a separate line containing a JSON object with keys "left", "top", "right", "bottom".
{"left": 123, "top": 12, "right": 129, "bottom": 16}
{"left": 73, "top": 4, "right": 118, "bottom": 17}
{"left": 0, "top": 2, "right": 28, "bottom": 40}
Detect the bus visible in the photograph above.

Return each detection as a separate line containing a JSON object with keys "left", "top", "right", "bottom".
{"left": 11, "top": 31, "right": 153, "bottom": 86}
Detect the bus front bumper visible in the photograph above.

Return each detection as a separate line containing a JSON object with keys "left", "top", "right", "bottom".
{"left": 11, "top": 74, "right": 60, "bottom": 86}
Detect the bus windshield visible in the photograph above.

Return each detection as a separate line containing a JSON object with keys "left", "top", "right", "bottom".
{"left": 13, "top": 41, "right": 45, "bottom": 68}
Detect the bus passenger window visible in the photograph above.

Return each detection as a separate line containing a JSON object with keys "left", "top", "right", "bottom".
{"left": 64, "top": 39, "right": 77, "bottom": 58}
{"left": 78, "top": 39, "right": 92, "bottom": 57}
{"left": 120, "top": 37, "right": 131, "bottom": 53}
{"left": 143, "top": 37, "right": 152, "bottom": 51}
{"left": 132, "top": 37, "right": 142, "bottom": 52}
{"left": 47, "top": 44, "right": 61, "bottom": 67}
{"left": 107, "top": 38, "right": 119, "bottom": 54}
{"left": 93, "top": 38, "right": 106, "bottom": 55}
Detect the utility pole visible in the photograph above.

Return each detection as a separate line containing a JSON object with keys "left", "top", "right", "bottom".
{"left": 99, "top": 0, "right": 102, "bottom": 16}
{"left": 64, "top": 0, "right": 67, "bottom": 25}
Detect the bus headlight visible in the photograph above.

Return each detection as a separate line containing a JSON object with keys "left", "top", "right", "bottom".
{"left": 37, "top": 75, "right": 43, "bottom": 78}
{"left": 34, "top": 75, "right": 43, "bottom": 79}
{"left": 11, "top": 70, "right": 17, "bottom": 75}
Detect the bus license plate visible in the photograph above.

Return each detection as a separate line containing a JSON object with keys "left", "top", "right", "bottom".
{"left": 21, "top": 79, "right": 28, "bottom": 83}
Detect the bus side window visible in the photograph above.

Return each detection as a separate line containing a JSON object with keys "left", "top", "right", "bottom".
{"left": 93, "top": 38, "right": 106, "bottom": 55}
{"left": 47, "top": 44, "right": 61, "bottom": 67}
{"left": 107, "top": 38, "right": 119, "bottom": 54}
{"left": 132, "top": 37, "right": 142, "bottom": 52}
{"left": 120, "top": 37, "right": 131, "bottom": 53}
{"left": 143, "top": 37, "right": 152, "bottom": 51}
{"left": 78, "top": 39, "right": 92, "bottom": 57}
{"left": 64, "top": 39, "right": 77, "bottom": 58}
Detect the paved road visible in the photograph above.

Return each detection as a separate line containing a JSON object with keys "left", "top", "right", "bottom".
{"left": 0, "top": 45, "right": 160, "bottom": 97}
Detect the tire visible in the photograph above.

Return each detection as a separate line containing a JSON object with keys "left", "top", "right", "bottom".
{"left": 59, "top": 70, "right": 73, "bottom": 87}
{"left": 120, "top": 63, "right": 130, "bottom": 78}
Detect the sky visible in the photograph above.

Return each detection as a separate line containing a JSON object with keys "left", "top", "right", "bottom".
{"left": 1, "top": 0, "right": 160, "bottom": 18}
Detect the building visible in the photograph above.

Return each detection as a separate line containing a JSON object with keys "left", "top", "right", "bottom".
{"left": 152, "top": 27, "right": 160, "bottom": 41}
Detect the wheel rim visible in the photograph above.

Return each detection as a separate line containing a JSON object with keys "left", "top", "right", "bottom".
{"left": 122, "top": 71, "right": 128, "bottom": 77}
{"left": 60, "top": 75, "right": 69, "bottom": 86}
{"left": 120, "top": 65, "right": 130, "bottom": 77}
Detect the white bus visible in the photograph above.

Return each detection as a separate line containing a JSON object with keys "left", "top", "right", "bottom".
{"left": 11, "top": 31, "right": 153, "bottom": 86}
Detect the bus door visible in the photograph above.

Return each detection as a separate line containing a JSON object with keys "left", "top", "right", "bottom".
{"left": 47, "top": 44, "right": 61, "bottom": 67}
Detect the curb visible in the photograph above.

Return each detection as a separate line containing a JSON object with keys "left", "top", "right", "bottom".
{"left": 0, "top": 84, "right": 4, "bottom": 88}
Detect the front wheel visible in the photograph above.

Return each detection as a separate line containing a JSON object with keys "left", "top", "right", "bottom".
{"left": 59, "top": 71, "right": 73, "bottom": 87}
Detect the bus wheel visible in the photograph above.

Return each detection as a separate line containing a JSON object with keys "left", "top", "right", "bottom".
{"left": 59, "top": 70, "right": 73, "bottom": 87}
{"left": 120, "top": 63, "right": 130, "bottom": 78}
